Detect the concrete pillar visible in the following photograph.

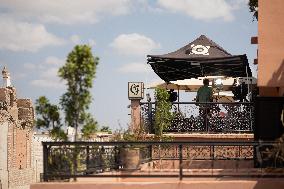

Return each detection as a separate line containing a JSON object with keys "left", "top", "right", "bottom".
{"left": 130, "top": 99, "right": 141, "bottom": 132}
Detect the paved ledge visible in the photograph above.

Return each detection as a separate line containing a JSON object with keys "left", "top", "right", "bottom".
{"left": 147, "top": 133, "right": 254, "bottom": 141}
{"left": 31, "top": 178, "right": 284, "bottom": 189}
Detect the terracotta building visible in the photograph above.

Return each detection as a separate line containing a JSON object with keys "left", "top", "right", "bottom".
{"left": 257, "top": 0, "right": 284, "bottom": 96}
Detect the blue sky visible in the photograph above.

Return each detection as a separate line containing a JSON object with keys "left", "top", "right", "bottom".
{"left": 0, "top": 0, "right": 257, "bottom": 130}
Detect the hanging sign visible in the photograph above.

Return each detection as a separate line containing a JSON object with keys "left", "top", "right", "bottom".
{"left": 128, "top": 82, "right": 144, "bottom": 100}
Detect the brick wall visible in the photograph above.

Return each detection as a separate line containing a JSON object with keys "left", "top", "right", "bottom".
{"left": 0, "top": 87, "right": 35, "bottom": 189}
{"left": 8, "top": 168, "right": 33, "bottom": 189}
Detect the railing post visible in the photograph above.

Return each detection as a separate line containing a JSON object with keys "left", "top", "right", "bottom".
{"left": 211, "top": 145, "right": 215, "bottom": 175}
{"left": 86, "top": 145, "right": 90, "bottom": 171}
{"left": 43, "top": 143, "right": 48, "bottom": 182}
{"left": 179, "top": 144, "right": 183, "bottom": 181}
{"left": 149, "top": 144, "right": 153, "bottom": 161}
{"left": 206, "top": 104, "right": 209, "bottom": 132}
{"left": 73, "top": 144, "right": 78, "bottom": 181}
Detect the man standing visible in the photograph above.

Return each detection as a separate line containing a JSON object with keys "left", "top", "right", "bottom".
{"left": 196, "top": 78, "right": 213, "bottom": 132}
{"left": 196, "top": 78, "right": 213, "bottom": 103}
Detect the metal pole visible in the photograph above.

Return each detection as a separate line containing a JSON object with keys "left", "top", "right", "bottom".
{"left": 211, "top": 145, "right": 215, "bottom": 175}
{"left": 245, "top": 65, "right": 250, "bottom": 101}
{"left": 86, "top": 146, "right": 90, "bottom": 171}
{"left": 179, "top": 144, "right": 183, "bottom": 180}
{"left": 148, "top": 102, "right": 153, "bottom": 133}
{"left": 178, "top": 86, "right": 180, "bottom": 111}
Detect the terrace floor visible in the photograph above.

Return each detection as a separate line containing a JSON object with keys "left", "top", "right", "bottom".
{"left": 31, "top": 177, "right": 284, "bottom": 189}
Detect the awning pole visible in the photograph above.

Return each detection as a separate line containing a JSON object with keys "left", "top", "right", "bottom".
{"left": 178, "top": 85, "right": 180, "bottom": 111}
{"left": 245, "top": 65, "right": 250, "bottom": 101}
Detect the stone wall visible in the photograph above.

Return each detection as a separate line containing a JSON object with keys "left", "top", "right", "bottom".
{"left": 8, "top": 168, "right": 33, "bottom": 189}
{"left": 32, "top": 134, "right": 53, "bottom": 182}
{"left": 0, "top": 87, "right": 35, "bottom": 189}
{"left": 0, "top": 122, "right": 9, "bottom": 189}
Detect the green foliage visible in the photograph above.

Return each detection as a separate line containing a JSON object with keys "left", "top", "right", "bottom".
{"left": 58, "top": 45, "right": 99, "bottom": 141}
{"left": 264, "top": 134, "right": 284, "bottom": 167}
{"left": 35, "top": 96, "right": 67, "bottom": 141}
{"left": 248, "top": 0, "right": 258, "bottom": 21}
{"left": 154, "top": 88, "right": 173, "bottom": 138}
{"left": 50, "top": 127, "right": 68, "bottom": 141}
{"left": 48, "top": 150, "right": 73, "bottom": 176}
{"left": 100, "top": 126, "right": 112, "bottom": 134}
{"left": 81, "top": 114, "right": 98, "bottom": 139}
{"left": 35, "top": 96, "right": 61, "bottom": 129}
{"left": 111, "top": 122, "right": 148, "bottom": 142}
{"left": 123, "top": 127, "right": 147, "bottom": 141}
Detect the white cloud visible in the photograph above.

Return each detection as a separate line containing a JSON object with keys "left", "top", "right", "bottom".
{"left": 157, "top": 0, "right": 238, "bottom": 21}
{"left": 31, "top": 79, "right": 64, "bottom": 89}
{"left": 117, "top": 62, "right": 152, "bottom": 73}
{"left": 88, "top": 39, "right": 96, "bottom": 47}
{"left": 23, "top": 63, "right": 37, "bottom": 70}
{"left": 70, "top": 34, "right": 81, "bottom": 44}
{"left": 0, "top": 0, "right": 132, "bottom": 25}
{"left": 0, "top": 17, "right": 65, "bottom": 52}
{"left": 41, "top": 67, "right": 60, "bottom": 79}
{"left": 44, "top": 56, "right": 65, "bottom": 66}
{"left": 29, "top": 56, "right": 65, "bottom": 89}
{"left": 110, "top": 33, "right": 160, "bottom": 56}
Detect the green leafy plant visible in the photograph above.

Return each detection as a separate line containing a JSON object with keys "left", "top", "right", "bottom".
{"left": 263, "top": 134, "right": 284, "bottom": 168}
{"left": 100, "top": 126, "right": 112, "bottom": 134}
{"left": 81, "top": 113, "right": 98, "bottom": 139}
{"left": 35, "top": 96, "right": 60, "bottom": 129}
{"left": 248, "top": 0, "right": 258, "bottom": 21}
{"left": 154, "top": 88, "right": 174, "bottom": 138}
{"left": 35, "top": 96, "right": 67, "bottom": 141}
{"left": 58, "top": 45, "right": 99, "bottom": 141}
{"left": 111, "top": 122, "right": 148, "bottom": 142}
{"left": 48, "top": 150, "right": 73, "bottom": 180}
{"left": 50, "top": 127, "right": 68, "bottom": 141}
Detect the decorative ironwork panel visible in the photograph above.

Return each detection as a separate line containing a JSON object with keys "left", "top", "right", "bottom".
{"left": 182, "top": 146, "right": 211, "bottom": 159}
{"left": 239, "top": 146, "right": 254, "bottom": 159}
{"left": 151, "top": 144, "right": 180, "bottom": 159}
{"left": 141, "top": 102, "right": 254, "bottom": 133}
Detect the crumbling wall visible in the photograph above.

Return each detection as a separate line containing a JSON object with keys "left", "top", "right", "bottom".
{"left": 8, "top": 168, "right": 34, "bottom": 189}
{"left": 0, "top": 87, "right": 35, "bottom": 189}
{"left": 0, "top": 122, "right": 9, "bottom": 189}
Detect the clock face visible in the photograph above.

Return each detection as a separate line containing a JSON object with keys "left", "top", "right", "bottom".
{"left": 189, "top": 44, "right": 210, "bottom": 55}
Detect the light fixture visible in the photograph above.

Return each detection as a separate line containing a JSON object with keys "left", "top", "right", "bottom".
{"left": 146, "top": 93, "right": 151, "bottom": 102}
{"left": 214, "top": 78, "right": 223, "bottom": 90}
{"left": 215, "top": 78, "right": 223, "bottom": 85}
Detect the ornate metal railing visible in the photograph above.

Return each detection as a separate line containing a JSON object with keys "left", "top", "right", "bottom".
{"left": 141, "top": 102, "right": 254, "bottom": 133}
{"left": 43, "top": 141, "right": 284, "bottom": 181}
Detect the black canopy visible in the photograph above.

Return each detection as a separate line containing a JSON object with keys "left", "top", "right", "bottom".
{"left": 147, "top": 35, "right": 252, "bottom": 82}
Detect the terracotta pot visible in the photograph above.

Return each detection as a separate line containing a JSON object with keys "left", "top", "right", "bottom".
{"left": 120, "top": 148, "right": 140, "bottom": 170}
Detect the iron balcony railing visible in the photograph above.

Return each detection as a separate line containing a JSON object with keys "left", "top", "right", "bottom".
{"left": 141, "top": 102, "right": 254, "bottom": 133}
{"left": 42, "top": 141, "right": 283, "bottom": 181}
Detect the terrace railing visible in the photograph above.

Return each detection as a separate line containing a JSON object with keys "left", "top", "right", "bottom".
{"left": 43, "top": 141, "right": 284, "bottom": 181}
{"left": 141, "top": 102, "right": 254, "bottom": 133}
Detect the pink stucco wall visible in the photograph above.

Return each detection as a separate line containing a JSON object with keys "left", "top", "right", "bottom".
{"left": 258, "top": 0, "right": 284, "bottom": 95}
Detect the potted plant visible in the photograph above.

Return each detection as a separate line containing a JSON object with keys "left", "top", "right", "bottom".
{"left": 113, "top": 88, "right": 174, "bottom": 170}
{"left": 112, "top": 123, "right": 148, "bottom": 170}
